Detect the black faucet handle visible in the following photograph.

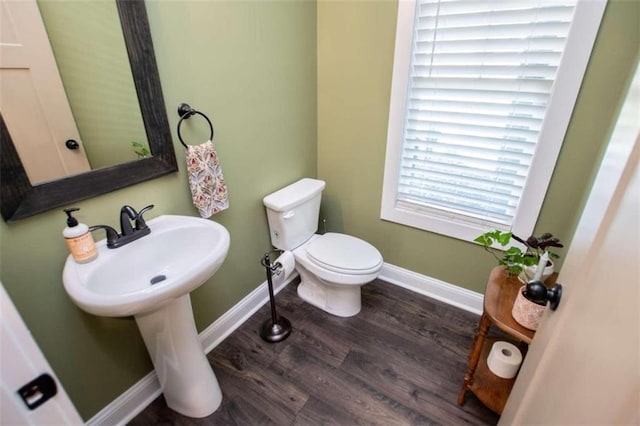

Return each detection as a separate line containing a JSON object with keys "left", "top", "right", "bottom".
{"left": 135, "top": 204, "right": 154, "bottom": 230}
{"left": 89, "top": 225, "right": 120, "bottom": 248}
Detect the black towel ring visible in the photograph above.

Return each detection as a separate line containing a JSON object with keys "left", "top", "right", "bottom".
{"left": 176, "top": 103, "right": 214, "bottom": 149}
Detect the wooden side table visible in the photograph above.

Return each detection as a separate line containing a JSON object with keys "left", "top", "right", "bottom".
{"left": 457, "top": 267, "right": 557, "bottom": 414}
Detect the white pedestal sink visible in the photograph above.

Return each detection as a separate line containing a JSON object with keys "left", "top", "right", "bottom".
{"left": 63, "top": 215, "right": 230, "bottom": 418}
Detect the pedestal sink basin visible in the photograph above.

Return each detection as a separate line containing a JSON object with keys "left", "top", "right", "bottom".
{"left": 63, "top": 215, "right": 230, "bottom": 418}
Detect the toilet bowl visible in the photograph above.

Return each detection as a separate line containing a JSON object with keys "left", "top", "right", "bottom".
{"left": 293, "top": 233, "right": 383, "bottom": 317}
{"left": 263, "top": 178, "right": 383, "bottom": 317}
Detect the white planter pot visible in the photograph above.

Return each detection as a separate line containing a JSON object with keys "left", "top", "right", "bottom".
{"left": 518, "top": 259, "right": 554, "bottom": 284}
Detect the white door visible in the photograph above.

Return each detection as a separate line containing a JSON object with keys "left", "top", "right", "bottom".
{"left": 500, "top": 63, "right": 640, "bottom": 424}
{"left": 0, "top": 282, "right": 83, "bottom": 425}
{"left": 0, "top": 0, "right": 90, "bottom": 184}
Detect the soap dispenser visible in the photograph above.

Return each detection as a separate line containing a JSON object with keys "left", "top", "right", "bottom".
{"left": 63, "top": 208, "right": 98, "bottom": 263}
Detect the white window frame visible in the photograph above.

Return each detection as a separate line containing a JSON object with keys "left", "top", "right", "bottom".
{"left": 381, "top": 0, "right": 607, "bottom": 243}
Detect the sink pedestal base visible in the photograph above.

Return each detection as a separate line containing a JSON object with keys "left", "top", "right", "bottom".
{"left": 135, "top": 294, "right": 221, "bottom": 418}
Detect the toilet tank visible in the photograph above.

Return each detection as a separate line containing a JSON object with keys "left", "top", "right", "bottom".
{"left": 263, "top": 178, "right": 326, "bottom": 250}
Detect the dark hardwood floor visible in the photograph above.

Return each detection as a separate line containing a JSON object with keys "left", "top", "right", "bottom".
{"left": 129, "top": 279, "right": 499, "bottom": 425}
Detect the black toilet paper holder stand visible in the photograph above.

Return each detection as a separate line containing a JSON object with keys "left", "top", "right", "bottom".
{"left": 259, "top": 250, "right": 292, "bottom": 343}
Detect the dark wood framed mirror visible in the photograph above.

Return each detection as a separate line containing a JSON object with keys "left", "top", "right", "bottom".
{"left": 1, "top": 0, "right": 177, "bottom": 222}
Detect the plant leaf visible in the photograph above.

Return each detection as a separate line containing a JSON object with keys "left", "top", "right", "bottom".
{"left": 497, "top": 232, "right": 512, "bottom": 246}
{"left": 504, "top": 247, "right": 522, "bottom": 255}
{"left": 474, "top": 235, "right": 490, "bottom": 245}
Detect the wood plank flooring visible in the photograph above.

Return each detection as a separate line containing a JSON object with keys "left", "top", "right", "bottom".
{"left": 129, "top": 279, "right": 499, "bottom": 425}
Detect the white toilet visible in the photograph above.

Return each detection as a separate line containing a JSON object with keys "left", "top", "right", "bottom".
{"left": 263, "top": 178, "right": 383, "bottom": 317}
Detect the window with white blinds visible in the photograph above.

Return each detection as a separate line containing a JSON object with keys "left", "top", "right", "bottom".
{"left": 381, "top": 0, "right": 606, "bottom": 242}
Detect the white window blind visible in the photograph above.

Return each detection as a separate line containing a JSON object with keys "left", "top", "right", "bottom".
{"left": 397, "top": 0, "right": 578, "bottom": 229}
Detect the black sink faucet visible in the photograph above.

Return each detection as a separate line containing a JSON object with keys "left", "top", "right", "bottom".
{"left": 90, "top": 204, "right": 154, "bottom": 249}
{"left": 120, "top": 205, "right": 137, "bottom": 236}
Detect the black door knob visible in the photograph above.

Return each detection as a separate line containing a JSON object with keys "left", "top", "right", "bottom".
{"left": 524, "top": 280, "right": 563, "bottom": 311}
{"left": 65, "top": 139, "right": 80, "bottom": 150}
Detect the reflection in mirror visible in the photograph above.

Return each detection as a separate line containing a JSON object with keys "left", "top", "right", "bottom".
{"left": 39, "top": 0, "right": 149, "bottom": 174}
{"left": 1, "top": 0, "right": 150, "bottom": 184}
{"left": 0, "top": 0, "right": 178, "bottom": 222}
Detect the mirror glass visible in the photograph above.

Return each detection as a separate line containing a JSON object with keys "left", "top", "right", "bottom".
{"left": 0, "top": 0, "right": 178, "bottom": 222}
{"left": 39, "top": 1, "right": 150, "bottom": 177}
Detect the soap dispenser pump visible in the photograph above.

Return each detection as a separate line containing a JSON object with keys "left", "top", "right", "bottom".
{"left": 63, "top": 208, "right": 97, "bottom": 263}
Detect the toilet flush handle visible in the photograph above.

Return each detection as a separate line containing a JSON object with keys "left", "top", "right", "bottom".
{"left": 283, "top": 211, "right": 295, "bottom": 219}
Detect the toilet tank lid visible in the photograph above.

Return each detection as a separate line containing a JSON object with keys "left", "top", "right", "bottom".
{"left": 263, "top": 178, "right": 326, "bottom": 212}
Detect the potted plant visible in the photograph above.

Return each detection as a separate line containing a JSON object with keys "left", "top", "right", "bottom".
{"left": 474, "top": 230, "right": 563, "bottom": 282}
{"left": 475, "top": 230, "right": 563, "bottom": 330}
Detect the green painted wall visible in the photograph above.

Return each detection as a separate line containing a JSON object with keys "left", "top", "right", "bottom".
{"left": 0, "top": 0, "right": 316, "bottom": 419}
{"left": 317, "top": 0, "right": 640, "bottom": 294}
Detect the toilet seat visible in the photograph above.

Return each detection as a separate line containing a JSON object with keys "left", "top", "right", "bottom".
{"left": 305, "top": 233, "right": 383, "bottom": 275}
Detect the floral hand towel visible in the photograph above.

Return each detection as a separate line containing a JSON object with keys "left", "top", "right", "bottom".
{"left": 186, "top": 140, "right": 229, "bottom": 218}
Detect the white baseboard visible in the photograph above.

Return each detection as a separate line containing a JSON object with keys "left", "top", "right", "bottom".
{"left": 86, "top": 374, "right": 162, "bottom": 426}
{"left": 86, "top": 272, "right": 298, "bottom": 426}
{"left": 87, "top": 263, "right": 482, "bottom": 425}
{"left": 379, "top": 262, "right": 484, "bottom": 316}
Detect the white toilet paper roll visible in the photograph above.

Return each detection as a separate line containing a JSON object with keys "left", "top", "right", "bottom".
{"left": 487, "top": 341, "right": 523, "bottom": 379}
{"left": 273, "top": 250, "right": 295, "bottom": 284}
